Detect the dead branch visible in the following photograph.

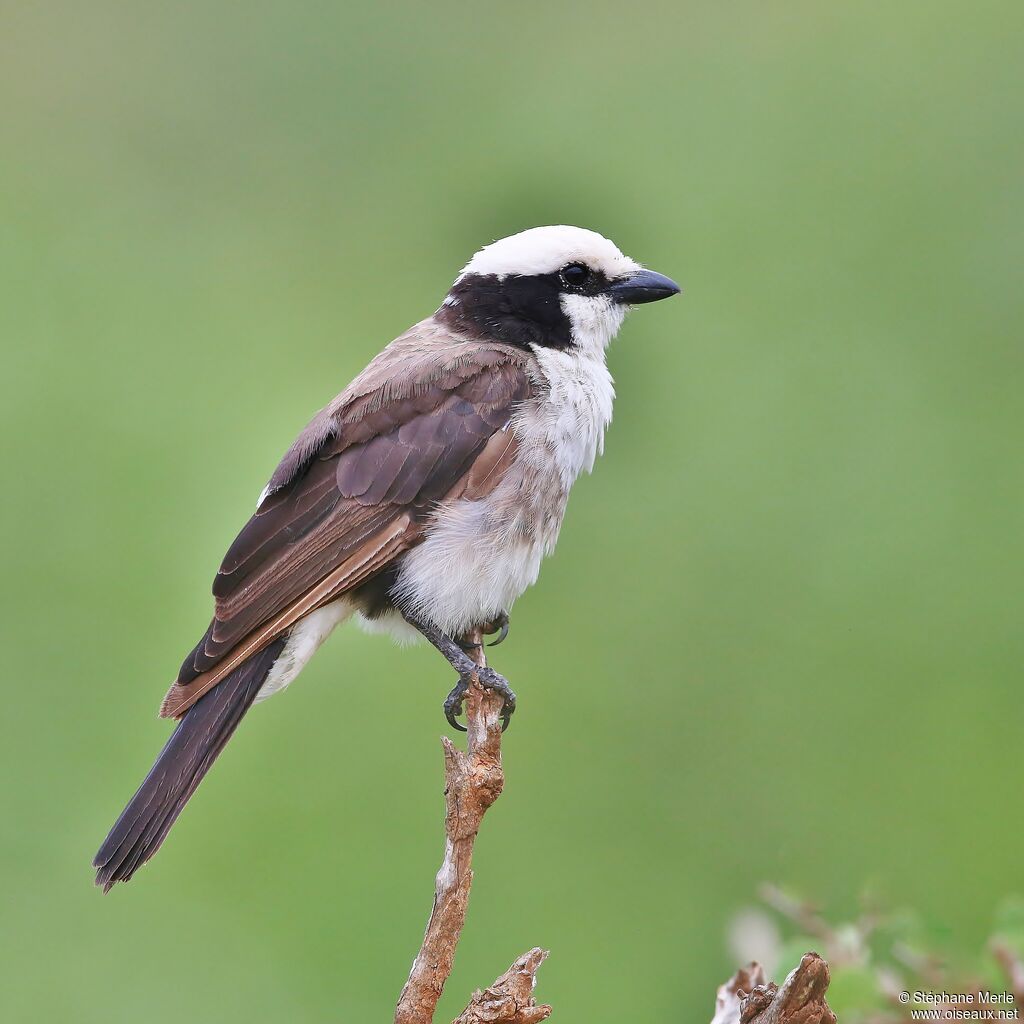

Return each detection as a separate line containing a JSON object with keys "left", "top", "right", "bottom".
{"left": 712, "top": 953, "right": 836, "bottom": 1024}
{"left": 452, "top": 948, "right": 552, "bottom": 1024}
{"left": 394, "top": 629, "right": 549, "bottom": 1024}
{"left": 712, "top": 963, "right": 769, "bottom": 1024}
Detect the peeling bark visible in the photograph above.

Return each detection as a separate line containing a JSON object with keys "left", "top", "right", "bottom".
{"left": 712, "top": 953, "right": 836, "bottom": 1024}
{"left": 452, "top": 948, "right": 552, "bottom": 1024}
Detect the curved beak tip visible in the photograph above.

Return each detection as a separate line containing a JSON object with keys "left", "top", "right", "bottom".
{"left": 609, "top": 269, "right": 682, "bottom": 305}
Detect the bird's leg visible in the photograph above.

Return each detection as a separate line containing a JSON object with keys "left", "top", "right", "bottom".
{"left": 401, "top": 608, "right": 517, "bottom": 732}
{"left": 401, "top": 611, "right": 479, "bottom": 676}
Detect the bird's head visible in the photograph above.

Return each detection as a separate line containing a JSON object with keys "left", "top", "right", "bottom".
{"left": 439, "top": 225, "right": 680, "bottom": 357}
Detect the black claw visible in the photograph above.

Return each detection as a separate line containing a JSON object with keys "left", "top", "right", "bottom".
{"left": 443, "top": 677, "right": 469, "bottom": 732}
{"left": 499, "top": 692, "right": 516, "bottom": 731}
{"left": 446, "top": 709, "right": 468, "bottom": 732}
{"left": 484, "top": 612, "right": 510, "bottom": 648}
{"left": 487, "top": 620, "right": 509, "bottom": 648}
{"left": 441, "top": 666, "right": 517, "bottom": 733}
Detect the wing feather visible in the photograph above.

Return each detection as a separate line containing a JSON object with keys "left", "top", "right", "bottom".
{"left": 162, "top": 326, "right": 531, "bottom": 718}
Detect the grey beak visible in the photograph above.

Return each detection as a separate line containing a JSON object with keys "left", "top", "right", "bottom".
{"left": 608, "top": 269, "right": 681, "bottom": 305}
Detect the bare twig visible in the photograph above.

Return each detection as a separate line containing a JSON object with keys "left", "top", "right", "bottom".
{"left": 712, "top": 963, "right": 768, "bottom": 1024}
{"left": 711, "top": 953, "right": 836, "bottom": 1024}
{"left": 452, "top": 948, "right": 552, "bottom": 1024}
{"left": 395, "top": 629, "right": 548, "bottom": 1024}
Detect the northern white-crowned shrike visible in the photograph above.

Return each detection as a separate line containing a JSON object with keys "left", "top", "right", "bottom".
{"left": 94, "top": 225, "right": 680, "bottom": 889}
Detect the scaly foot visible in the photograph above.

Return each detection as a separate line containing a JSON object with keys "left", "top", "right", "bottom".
{"left": 444, "top": 666, "right": 517, "bottom": 732}
{"left": 398, "top": 607, "right": 518, "bottom": 732}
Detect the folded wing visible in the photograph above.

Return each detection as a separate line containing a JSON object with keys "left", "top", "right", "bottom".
{"left": 161, "top": 326, "right": 531, "bottom": 718}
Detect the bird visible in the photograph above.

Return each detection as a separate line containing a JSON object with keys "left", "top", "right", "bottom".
{"left": 93, "top": 225, "right": 680, "bottom": 890}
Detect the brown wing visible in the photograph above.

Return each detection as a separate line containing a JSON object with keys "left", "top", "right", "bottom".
{"left": 160, "top": 325, "right": 531, "bottom": 718}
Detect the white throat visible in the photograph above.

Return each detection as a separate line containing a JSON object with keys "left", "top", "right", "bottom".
{"left": 560, "top": 293, "right": 629, "bottom": 359}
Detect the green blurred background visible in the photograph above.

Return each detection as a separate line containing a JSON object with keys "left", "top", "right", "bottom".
{"left": 2, "top": 1, "right": 1021, "bottom": 1020}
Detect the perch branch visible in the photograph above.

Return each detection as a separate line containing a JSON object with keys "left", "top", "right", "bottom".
{"left": 395, "top": 629, "right": 550, "bottom": 1024}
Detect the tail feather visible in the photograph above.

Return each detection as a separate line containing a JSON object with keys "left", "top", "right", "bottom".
{"left": 93, "top": 638, "right": 286, "bottom": 891}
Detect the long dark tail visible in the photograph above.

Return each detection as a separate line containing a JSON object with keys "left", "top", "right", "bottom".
{"left": 93, "top": 638, "right": 285, "bottom": 891}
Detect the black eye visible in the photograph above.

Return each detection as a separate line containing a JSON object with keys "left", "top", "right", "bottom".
{"left": 559, "top": 262, "right": 591, "bottom": 288}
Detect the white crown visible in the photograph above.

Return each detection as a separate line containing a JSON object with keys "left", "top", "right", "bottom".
{"left": 459, "top": 225, "right": 640, "bottom": 281}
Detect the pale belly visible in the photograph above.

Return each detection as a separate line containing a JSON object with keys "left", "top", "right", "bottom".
{"left": 386, "top": 497, "right": 553, "bottom": 640}
{"left": 376, "top": 347, "right": 613, "bottom": 642}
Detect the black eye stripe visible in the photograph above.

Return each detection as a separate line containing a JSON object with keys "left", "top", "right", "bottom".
{"left": 438, "top": 268, "right": 613, "bottom": 351}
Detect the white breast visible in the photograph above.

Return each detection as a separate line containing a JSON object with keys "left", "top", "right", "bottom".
{"left": 389, "top": 347, "right": 615, "bottom": 639}
{"left": 526, "top": 343, "right": 616, "bottom": 488}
